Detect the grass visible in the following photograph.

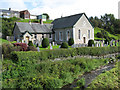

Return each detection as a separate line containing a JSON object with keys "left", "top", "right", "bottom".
{"left": 39, "top": 45, "right": 60, "bottom": 50}
{"left": 94, "top": 27, "right": 120, "bottom": 40}
{"left": 18, "top": 19, "right": 53, "bottom": 24}
{"left": 0, "top": 38, "right": 16, "bottom": 45}
{"left": 87, "top": 61, "right": 119, "bottom": 89}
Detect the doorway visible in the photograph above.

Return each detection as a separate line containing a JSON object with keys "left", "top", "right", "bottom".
{"left": 26, "top": 36, "right": 29, "bottom": 43}
{"left": 83, "top": 37, "right": 86, "bottom": 43}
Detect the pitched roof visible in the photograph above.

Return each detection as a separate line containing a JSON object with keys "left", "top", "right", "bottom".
{"left": 52, "top": 13, "right": 84, "bottom": 29}
{"left": 15, "top": 22, "right": 53, "bottom": 34}
{"left": 0, "top": 9, "right": 19, "bottom": 13}
{"left": 52, "top": 13, "right": 94, "bottom": 29}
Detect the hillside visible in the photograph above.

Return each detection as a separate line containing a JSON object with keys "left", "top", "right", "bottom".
{"left": 94, "top": 27, "right": 120, "bottom": 40}
{"left": 18, "top": 19, "right": 53, "bottom": 24}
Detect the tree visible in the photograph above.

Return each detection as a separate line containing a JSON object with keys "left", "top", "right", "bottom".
{"left": 43, "top": 13, "right": 49, "bottom": 20}
{"left": 61, "top": 42, "right": 68, "bottom": 48}
{"left": 88, "top": 40, "right": 94, "bottom": 47}
{"left": 42, "top": 38, "right": 49, "bottom": 48}
{"left": 68, "top": 38, "right": 74, "bottom": 46}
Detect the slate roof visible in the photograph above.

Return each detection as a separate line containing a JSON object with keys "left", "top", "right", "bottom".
{"left": 0, "top": 9, "right": 19, "bottom": 13}
{"left": 15, "top": 22, "right": 53, "bottom": 34}
{"left": 52, "top": 13, "right": 93, "bottom": 29}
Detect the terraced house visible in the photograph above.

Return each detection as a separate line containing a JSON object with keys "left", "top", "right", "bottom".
{"left": 13, "top": 13, "right": 94, "bottom": 45}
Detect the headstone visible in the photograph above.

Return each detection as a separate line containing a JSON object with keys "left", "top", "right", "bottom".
{"left": 50, "top": 43, "right": 51, "bottom": 46}
{"left": 37, "top": 47, "right": 40, "bottom": 52}
{"left": 56, "top": 44, "right": 57, "bottom": 46}
{"left": 52, "top": 42, "right": 54, "bottom": 46}
{"left": 92, "top": 44, "right": 94, "bottom": 47}
{"left": 17, "top": 39, "right": 20, "bottom": 43}
{"left": 79, "top": 44, "right": 81, "bottom": 47}
{"left": 107, "top": 42, "right": 108, "bottom": 45}
{"left": 101, "top": 42, "right": 103, "bottom": 47}
{"left": 59, "top": 46, "right": 61, "bottom": 48}
{"left": 98, "top": 43, "right": 100, "bottom": 47}
{"left": 50, "top": 45, "right": 52, "bottom": 50}
{"left": 22, "top": 40, "right": 24, "bottom": 43}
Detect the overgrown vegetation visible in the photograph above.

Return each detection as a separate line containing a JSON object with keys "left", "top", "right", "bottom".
{"left": 68, "top": 38, "right": 74, "bottom": 46}
{"left": 61, "top": 42, "right": 68, "bottom": 48}
{"left": 87, "top": 61, "right": 120, "bottom": 89}
{"left": 88, "top": 40, "right": 94, "bottom": 47}
{"left": 2, "top": 57, "right": 109, "bottom": 88}
{"left": 10, "top": 46, "right": 119, "bottom": 62}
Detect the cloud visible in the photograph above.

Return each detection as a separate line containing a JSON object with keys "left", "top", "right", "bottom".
{"left": 0, "top": 0, "right": 27, "bottom": 11}
{"left": 29, "top": 0, "right": 119, "bottom": 19}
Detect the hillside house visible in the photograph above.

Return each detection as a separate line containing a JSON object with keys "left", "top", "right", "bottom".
{"left": 0, "top": 8, "right": 19, "bottom": 18}
{"left": 20, "top": 10, "right": 30, "bottom": 19}
{"left": 13, "top": 13, "right": 94, "bottom": 45}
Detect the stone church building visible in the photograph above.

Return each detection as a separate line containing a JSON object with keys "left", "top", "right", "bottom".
{"left": 13, "top": 13, "right": 94, "bottom": 45}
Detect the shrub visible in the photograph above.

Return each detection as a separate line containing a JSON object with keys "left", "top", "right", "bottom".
{"left": 61, "top": 42, "right": 68, "bottom": 48}
{"left": 76, "top": 78, "right": 85, "bottom": 88}
{"left": 27, "top": 46, "right": 37, "bottom": 51}
{"left": 13, "top": 43, "right": 27, "bottom": 51}
{"left": 28, "top": 41, "right": 33, "bottom": 46}
{"left": 88, "top": 40, "right": 94, "bottom": 47}
{"left": 42, "top": 38, "right": 49, "bottom": 48}
{"left": 68, "top": 38, "right": 74, "bottom": 46}
{"left": 2, "top": 43, "right": 14, "bottom": 58}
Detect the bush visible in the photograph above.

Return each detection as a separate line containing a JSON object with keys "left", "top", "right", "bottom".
{"left": 61, "top": 42, "right": 68, "bottom": 48}
{"left": 10, "top": 46, "right": 120, "bottom": 62}
{"left": 42, "top": 38, "right": 49, "bottom": 48}
{"left": 13, "top": 43, "right": 27, "bottom": 51}
{"left": 76, "top": 78, "right": 85, "bottom": 88}
{"left": 27, "top": 46, "right": 37, "bottom": 51}
{"left": 68, "top": 38, "right": 74, "bottom": 46}
{"left": 28, "top": 41, "right": 33, "bottom": 46}
{"left": 88, "top": 40, "right": 94, "bottom": 47}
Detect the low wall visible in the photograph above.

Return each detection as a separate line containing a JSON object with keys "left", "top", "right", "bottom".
{"left": 53, "top": 53, "right": 120, "bottom": 61}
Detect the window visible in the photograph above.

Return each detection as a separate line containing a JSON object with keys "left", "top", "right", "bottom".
{"left": 78, "top": 30, "right": 81, "bottom": 39}
{"left": 42, "top": 34, "right": 44, "bottom": 38}
{"left": 49, "top": 34, "right": 52, "bottom": 39}
{"left": 88, "top": 30, "right": 90, "bottom": 39}
{"left": 67, "top": 31, "right": 70, "bottom": 41}
{"left": 34, "top": 34, "right": 37, "bottom": 39}
{"left": 59, "top": 32, "right": 63, "bottom": 41}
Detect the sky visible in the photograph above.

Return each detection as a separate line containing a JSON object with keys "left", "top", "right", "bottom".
{"left": 0, "top": 0, "right": 120, "bottom": 20}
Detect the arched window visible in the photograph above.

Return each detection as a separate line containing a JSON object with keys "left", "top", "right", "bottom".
{"left": 67, "top": 31, "right": 70, "bottom": 41}
{"left": 78, "top": 30, "right": 81, "bottom": 39}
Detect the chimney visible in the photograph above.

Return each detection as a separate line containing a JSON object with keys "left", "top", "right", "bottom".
{"left": 9, "top": 8, "right": 11, "bottom": 11}
{"left": 40, "top": 19, "right": 43, "bottom": 25}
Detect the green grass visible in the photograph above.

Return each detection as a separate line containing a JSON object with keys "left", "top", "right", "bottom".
{"left": 94, "top": 27, "right": 120, "bottom": 40}
{"left": 39, "top": 45, "right": 60, "bottom": 50}
{"left": 18, "top": 19, "right": 53, "bottom": 24}
{"left": 0, "top": 38, "right": 16, "bottom": 45}
{"left": 87, "top": 61, "right": 119, "bottom": 89}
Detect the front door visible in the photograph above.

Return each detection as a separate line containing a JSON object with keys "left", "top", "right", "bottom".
{"left": 83, "top": 37, "right": 86, "bottom": 43}
{"left": 26, "top": 36, "right": 29, "bottom": 43}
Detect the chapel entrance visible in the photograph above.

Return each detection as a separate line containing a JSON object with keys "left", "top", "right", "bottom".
{"left": 83, "top": 37, "right": 86, "bottom": 43}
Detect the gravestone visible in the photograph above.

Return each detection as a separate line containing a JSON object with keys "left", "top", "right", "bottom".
{"left": 37, "top": 47, "right": 40, "bottom": 52}
{"left": 50, "top": 46, "right": 52, "bottom": 50}
{"left": 52, "top": 42, "right": 54, "bottom": 46}
{"left": 56, "top": 44, "right": 57, "bottom": 46}
{"left": 101, "top": 42, "right": 103, "bottom": 47}
{"left": 22, "top": 40, "right": 24, "bottom": 43}
{"left": 59, "top": 46, "right": 61, "bottom": 48}
{"left": 17, "top": 39, "right": 20, "bottom": 43}
{"left": 92, "top": 44, "right": 94, "bottom": 47}
{"left": 50, "top": 43, "right": 51, "bottom": 46}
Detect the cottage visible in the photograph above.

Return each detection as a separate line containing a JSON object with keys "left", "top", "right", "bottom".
{"left": 13, "top": 13, "right": 94, "bottom": 45}
{"left": 52, "top": 13, "right": 94, "bottom": 44}
{"left": 13, "top": 22, "right": 53, "bottom": 44}
{"left": 20, "top": 10, "right": 30, "bottom": 19}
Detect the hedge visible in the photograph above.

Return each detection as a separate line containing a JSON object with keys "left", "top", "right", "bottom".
{"left": 10, "top": 46, "right": 120, "bottom": 62}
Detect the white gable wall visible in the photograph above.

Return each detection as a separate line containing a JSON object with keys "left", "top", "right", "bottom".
{"left": 73, "top": 14, "right": 94, "bottom": 44}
